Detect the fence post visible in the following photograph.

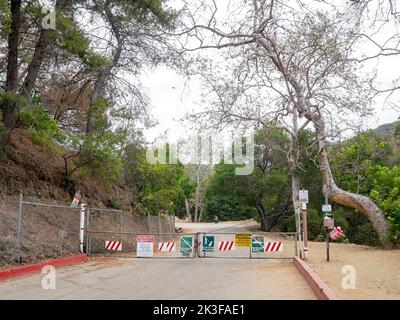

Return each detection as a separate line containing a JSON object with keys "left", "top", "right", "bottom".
{"left": 16, "top": 191, "right": 23, "bottom": 249}
{"left": 119, "top": 210, "right": 123, "bottom": 240}
{"left": 148, "top": 211, "right": 151, "bottom": 233}
{"left": 80, "top": 204, "right": 86, "bottom": 253}
{"left": 158, "top": 212, "right": 161, "bottom": 235}
{"left": 171, "top": 213, "right": 175, "bottom": 233}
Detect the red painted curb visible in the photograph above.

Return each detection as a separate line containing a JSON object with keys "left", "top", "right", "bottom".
{"left": 0, "top": 254, "right": 87, "bottom": 281}
{"left": 293, "top": 256, "right": 338, "bottom": 300}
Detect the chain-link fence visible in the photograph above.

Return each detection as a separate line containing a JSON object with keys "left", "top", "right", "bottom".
{"left": 0, "top": 194, "right": 81, "bottom": 266}
{"left": 0, "top": 193, "right": 176, "bottom": 266}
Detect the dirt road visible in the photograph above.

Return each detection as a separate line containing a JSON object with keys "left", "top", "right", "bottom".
{"left": 0, "top": 220, "right": 316, "bottom": 300}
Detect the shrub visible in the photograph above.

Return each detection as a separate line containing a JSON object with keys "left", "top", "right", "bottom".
{"left": 19, "top": 107, "right": 64, "bottom": 151}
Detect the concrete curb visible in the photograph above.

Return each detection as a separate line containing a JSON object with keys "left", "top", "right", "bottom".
{"left": 293, "top": 256, "right": 338, "bottom": 300}
{"left": 0, "top": 254, "right": 87, "bottom": 281}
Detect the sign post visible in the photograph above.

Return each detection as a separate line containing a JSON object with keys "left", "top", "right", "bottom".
{"left": 79, "top": 203, "right": 86, "bottom": 253}
{"left": 323, "top": 190, "right": 333, "bottom": 262}
{"left": 299, "top": 189, "right": 308, "bottom": 259}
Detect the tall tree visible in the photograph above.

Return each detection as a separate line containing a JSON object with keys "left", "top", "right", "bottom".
{"left": 176, "top": 0, "right": 392, "bottom": 245}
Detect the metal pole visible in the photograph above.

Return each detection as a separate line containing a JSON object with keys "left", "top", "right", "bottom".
{"left": 324, "top": 189, "right": 330, "bottom": 261}
{"left": 326, "top": 229, "right": 330, "bottom": 261}
{"left": 79, "top": 204, "right": 86, "bottom": 253}
{"left": 296, "top": 207, "right": 303, "bottom": 258}
{"left": 158, "top": 212, "right": 161, "bottom": 235}
{"left": 301, "top": 202, "right": 308, "bottom": 259}
{"left": 119, "top": 211, "right": 123, "bottom": 241}
{"left": 16, "top": 191, "right": 23, "bottom": 248}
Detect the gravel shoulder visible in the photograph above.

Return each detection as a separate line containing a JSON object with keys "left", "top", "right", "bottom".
{"left": 306, "top": 241, "right": 400, "bottom": 300}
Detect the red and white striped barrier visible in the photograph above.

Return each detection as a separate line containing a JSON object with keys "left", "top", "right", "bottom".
{"left": 264, "top": 242, "right": 283, "bottom": 252}
{"left": 105, "top": 240, "right": 122, "bottom": 251}
{"left": 158, "top": 242, "right": 176, "bottom": 252}
{"left": 218, "top": 241, "right": 235, "bottom": 251}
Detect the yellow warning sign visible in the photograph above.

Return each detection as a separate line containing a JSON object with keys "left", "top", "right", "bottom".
{"left": 235, "top": 233, "right": 251, "bottom": 247}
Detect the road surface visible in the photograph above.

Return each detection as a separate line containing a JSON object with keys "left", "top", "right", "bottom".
{"left": 0, "top": 220, "right": 316, "bottom": 299}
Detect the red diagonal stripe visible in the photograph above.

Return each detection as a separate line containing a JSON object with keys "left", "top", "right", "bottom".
{"left": 276, "top": 242, "right": 282, "bottom": 252}
{"left": 228, "top": 241, "right": 234, "bottom": 250}
{"left": 111, "top": 241, "right": 118, "bottom": 250}
{"left": 106, "top": 241, "right": 112, "bottom": 250}
{"left": 271, "top": 242, "right": 277, "bottom": 251}
{"left": 265, "top": 242, "right": 271, "bottom": 251}
{"left": 115, "top": 242, "right": 122, "bottom": 251}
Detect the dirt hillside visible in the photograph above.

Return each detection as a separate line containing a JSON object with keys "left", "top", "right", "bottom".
{"left": 0, "top": 129, "right": 132, "bottom": 207}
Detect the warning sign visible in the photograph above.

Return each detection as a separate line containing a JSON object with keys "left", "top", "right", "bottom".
{"left": 202, "top": 235, "right": 215, "bottom": 252}
{"left": 252, "top": 236, "right": 264, "bottom": 253}
{"left": 136, "top": 235, "right": 154, "bottom": 257}
{"left": 235, "top": 233, "right": 251, "bottom": 247}
{"left": 180, "top": 236, "right": 193, "bottom": 254}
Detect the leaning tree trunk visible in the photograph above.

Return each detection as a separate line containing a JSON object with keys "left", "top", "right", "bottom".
{"left": 86, "top": 4, "right": 123, "bottom": 134}
{"left": 2, "top": 0, "right": 22, "bottom": 135}
{"left": 289, "top": 108, "right": 301, "bottom": 235}
{"left": 256, "top": 198, "right": 267, "bottom": 231}
{"left": 310, "top": 111, "right": 392, "bottom": 247}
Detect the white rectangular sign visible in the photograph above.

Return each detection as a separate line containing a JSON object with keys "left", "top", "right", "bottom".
{"left": 322, "top": 204, "right": 332, "bottom": 212}
{"left": 136, "top": 235, "right": 154, "bottom": 257}
{"left": 299, "top": 190, "right": 309, "bottom": 203}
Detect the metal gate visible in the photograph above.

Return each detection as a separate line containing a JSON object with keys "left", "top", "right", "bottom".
{"left": 86, "top": 230, "right": 299, "bottom": 259}
{"left": 198, "top": 232, "right": 298, "bottom": 259}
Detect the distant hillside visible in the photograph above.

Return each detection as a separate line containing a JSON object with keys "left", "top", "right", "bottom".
{"left": 373, "top": 121, "right": 400, "bottom": 136}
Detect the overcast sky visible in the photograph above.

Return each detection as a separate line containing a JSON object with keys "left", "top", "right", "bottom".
{"left": 140, "top": 0, "right": 400, "bottom": 144}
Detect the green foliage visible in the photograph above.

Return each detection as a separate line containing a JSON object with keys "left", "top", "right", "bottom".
{"left": 0, "top": 0, "right": 10, "bottom": 39}
{"left": 0, "top": 92, "right": 30, "bottom": 110}
{"left": 131, "top": 147, "right": 194, "bottom": 215}
{"left": 366, "top": 165, "right": 400, "bottom": 243}
{"left": 117, "top": 0, "right": 177, "bottom": 28}
{"left": 19, "top": 107, "right": 65, "bottom": 151}
{"left": 203, "top": 164, "right": 262, "bottom": 221}
{"left": 56, "top": 12, "right": 110, "bottom": 69}
{"left": 394, "top": 122, "right": 400, "bottom": 139}
{"left": 330, "top": 131, "right": 400, "bottom": 245}
{"left": 68, "top": 130, "right": 125, "bottom": 183}
{"left": 306, "top": 209, "right": 323, "bottom": 240}
{"left": 205, "top": 195, "right": 257, "bottom": 221}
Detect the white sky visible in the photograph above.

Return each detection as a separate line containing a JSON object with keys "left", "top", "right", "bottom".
{"left": 140, "top": 0, "right": 400, "bottom": 143}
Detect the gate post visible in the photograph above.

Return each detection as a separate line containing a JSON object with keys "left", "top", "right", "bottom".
{"left": 195, "top": 232, "right": 200, "bottom": 258}
{"left": 148, "top": 211, "right": 151, "bottom": 233}
{"left": 80, "top": 203, "right": 86, "bottom": 253}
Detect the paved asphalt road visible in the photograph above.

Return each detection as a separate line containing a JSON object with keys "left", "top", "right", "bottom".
{"left": 0, "top": 220, "right": 316, "bottom": 300}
